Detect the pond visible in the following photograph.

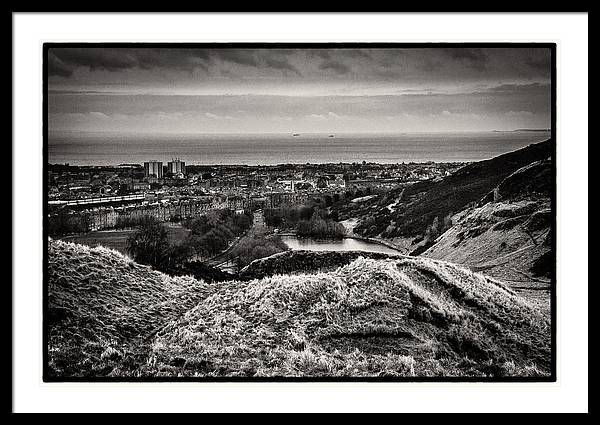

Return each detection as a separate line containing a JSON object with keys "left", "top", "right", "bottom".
{"left": 280, "top": 235, "right": 402, "bottom": 255}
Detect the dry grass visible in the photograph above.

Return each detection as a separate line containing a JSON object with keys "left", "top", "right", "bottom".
{"left": 48, "top": 239, "right": 550, "bottom": 378}
{"left": 47, "top": 239, "right": 211, "bottom": 377}
{"left": 147, "top": 256, "right": 550, "bottom": 378}
{"left": 423, "top": 157, "right": 553, "bottom": 294}
{"left": 240, "top": 250, "right": 403, "bottom": 279}
{"left": 422, "top": 197, "right": 553, "bottom": 316}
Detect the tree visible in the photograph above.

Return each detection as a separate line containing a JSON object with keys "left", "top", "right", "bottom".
{"left": 425, "top": 216, "right": 441, "bottom": 242}
{"left": 127, "top": 216, "right": 170, "bottom": 269}
{"left": 48, "top": 208, "right": 90, "bottom": 236}
{"left": 165, "top": 241, "right": 195, "bottom": 269}
{"left": 299, "top": 206, "right": 312, "bottom": 221}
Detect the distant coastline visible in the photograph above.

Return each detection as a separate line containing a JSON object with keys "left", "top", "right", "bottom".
{"left": 48, "top": 130, "right": 551, "bottom": 166}
{"left": 493, "top": 128, "right": 551, "bottom": 132}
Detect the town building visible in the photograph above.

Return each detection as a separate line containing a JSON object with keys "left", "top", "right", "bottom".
{"left": 133, "top": 182, "right": 151, "bottom": 191}
{"left": 167, "top": 159, "right": 186, "bottom": 176}
{"left": 144, "top": 160, "right": 163, "bottom": 179}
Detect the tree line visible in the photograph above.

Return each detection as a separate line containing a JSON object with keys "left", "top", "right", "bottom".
{"left": 182, "top": 209, "right": 253, "bottom": 258}
{"left": 296, "top": 211, "right": 346, "bottom": 239}
{"left": 264, "top": 203, "right": 345, "bottom": 239}
{"left": 228, "top": 234, "right": 289, "bottom": 272}
{"left": 126, "top": 209, "right": 253, "bottom": 282}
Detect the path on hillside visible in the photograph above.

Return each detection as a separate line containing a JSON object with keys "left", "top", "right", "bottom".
{"left": 206, "top": 210, "right": 265, "bottom": 267}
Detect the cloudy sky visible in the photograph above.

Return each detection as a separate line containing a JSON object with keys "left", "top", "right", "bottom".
{"left": 48, "top": 46, "right": 551, "bottom": 134}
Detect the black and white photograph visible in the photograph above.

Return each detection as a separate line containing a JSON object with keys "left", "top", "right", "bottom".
{"left": 12, "top": 12, "right": 588, "bottom": 413}
{"left": 44, "top": 44, "right": 556, "bottom": 380}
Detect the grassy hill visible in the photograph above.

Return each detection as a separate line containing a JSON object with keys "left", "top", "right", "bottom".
{"left": 47, "top": 239, "right": 214, "bottom": 378}
{"left": 342, "top": 139, "right": 553, "bottom": 248}
{"left": 149, "top": 256, "right": 550, "bottom": 378}
{"left": 47, "top": 239, "right": 550, "bottom": 378}
{"left": 422, "top": 159, "right": 553, "bottom": 311}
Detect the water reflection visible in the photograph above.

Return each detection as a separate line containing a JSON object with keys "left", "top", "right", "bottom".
{"left": 280, "top": 235, "right": 401, "bottom": 255}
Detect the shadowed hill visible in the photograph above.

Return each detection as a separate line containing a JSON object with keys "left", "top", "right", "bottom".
{"left": 483, "top": 157, "right": 553, "bottom": 203}
{"left": 423, "top": 159, "right": 553, "bottom": 306}
{"left": 346, "top": 139, "right": 553, "bottom": 249}
{"left": 240, "top": 249, "right": 404, "bottom": 280}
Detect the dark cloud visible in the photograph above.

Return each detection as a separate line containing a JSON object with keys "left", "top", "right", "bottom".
{"left": 48, "top": 47, "right": 306, "bottom": 78}
{"left": 50, "top": 48, "right": 137, "bottom": 75}
{"left": 316, "top": 49, "right": 371, "bottom": 73}
{"left": 48, "top": 48, "right": 213, "bottom": 77}
{"left": 319, "top": 60, "right": 351, "bottom": 75}
{"left": 134, "top": 49, "right": 211, "bottom": 71}
{"left": 306, "top": 49, "right": 370, "bottom": 62}
{"left": 308, "top": 50, "right": 331, "bottom": 59}
{"left": 47, "top": 47, "right": 552, "bottom": 85}
{"left": 444, "top": 48, "right": 488, "bottom": 71}
{"left": 212, "top": 49, "right": 260, "bottom": 67}
{"left": 263, "top": 56, "right": 300, "bottom": 74}
{"left": 341, "top": 49, "right": 372, "bottom": 59}
{"left": 526, "top": 56, "right": 551, "bottom": 72}
{"left": 47, "top": 52, "right": 74, "bottom": 77}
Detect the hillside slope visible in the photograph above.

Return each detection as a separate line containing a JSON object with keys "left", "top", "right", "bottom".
{"left": 149, "top": 256, "right": 550, "bottom": 378}
{"left": 337, "top": 139, "right": 553, "bottom": 252}
{"left": 422, "top": 158, "right": 553, "bottom": 308}
{"left": 48, "top": 241, "right": 550, "bottom": 378}
{"left": 47, "top": 239, "right": 213, "bottom": 378}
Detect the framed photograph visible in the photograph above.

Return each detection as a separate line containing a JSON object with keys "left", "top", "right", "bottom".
{"left": 13, "top": 12, "right": 588, "bottom": 413}
{"left": 43, "top": 42, "right": 556, "bottom": 382}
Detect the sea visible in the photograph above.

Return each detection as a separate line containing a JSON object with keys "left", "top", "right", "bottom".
{"left": 48, "top": 130, "right": 551, "bottom": 166}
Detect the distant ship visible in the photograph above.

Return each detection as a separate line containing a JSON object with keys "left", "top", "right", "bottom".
{"left": 292, "top": 133, "right": 300, "bottom": 136}
{"left": 328, "top": 134, "right": 335, "bottom": 138}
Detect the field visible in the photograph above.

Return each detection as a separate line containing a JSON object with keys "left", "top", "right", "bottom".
{"left": 59, "top": 223, "right": 190, "bottom": 256}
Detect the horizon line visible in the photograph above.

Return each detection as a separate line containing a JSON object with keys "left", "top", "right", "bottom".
{"left": 48, "top": 129, "right": 551, "bottom": 136}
